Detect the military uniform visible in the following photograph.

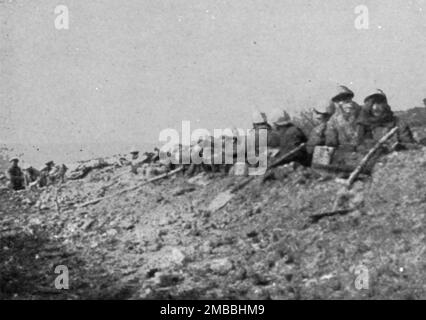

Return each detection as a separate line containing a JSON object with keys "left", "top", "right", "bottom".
{"left": 130, "top": 156, "right": 150, "bottom": 174}
{"left": 129, "top": 148, "right": 151, "bottom": 174}
{"left": 24, "top": 166, "right": 41, "bottom": 186}
{"left": 268, "top": 123, "right": 308, "bottom": 164}
{"left": 7, "top": 165, "right": 25, "bottom": 191}
{"left": 245, "top": 111, "right": 273, "bottom": 168}
{"left": 38, "top": 162, "right": 55, "bottom": 187}
{"left": 306, "top": 99, "right": 334, "bottom": 157}
{"left": 325, "top": 102, "right": 363, "bottom": 149}
{"left": 358, "top": 90, "right": 417, "bottom": 151}
{"left": 38, "top": 168, "right": 51, "bottom": 187}
{"left": 267, "top": 108, "right": 308, "bottom": 165}
{"left": 307, "top": 121, "right": 327, "bottom": 155}
{"left": 357, "top": 109, "right": 416, "bottom": 150}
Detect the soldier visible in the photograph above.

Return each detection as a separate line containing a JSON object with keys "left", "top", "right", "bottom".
{"left": 24, "top": 166, "right": 41, "bottom": 187}
{"left": 250, "top": 110, "right": 272, "bottom": 142}
{"left": 306, "top": 99, "right": 334, "bottom": 155}
{"left": 330, "top": 85, "right": 356, "bottom": 114}
{"left": 129, "top": 147, "right": 150, "bottom": 174}
{"left": 50, "top": 164, "right": 68, "bottom": 183}
{"left": 6, "top": 157, "right": 25, "bottom": 191}
{"left": 38, "top": 161, "right": 55, "bottom": 187}
{"left": 129, "top": 147, "right": 139, "bottom": 174}
{"left": 44, "top": 160, "right": 55, "bottom": 171}
{"left": 151, "top": 147, "right": 160, "bottom": 163}
{"left": 129, "top": 147, "right": 139, "bottom": 160}
{"left": 358, "top": 90, "right": 417, "bottom": 151}
{"left": 251, "top": 110, "right": 271, "bottom": 131}
{"left": 246, "top": 111, "right": 272, "bottom": 167}
{"left": 325, "top": 86, "right": 362, "bottom": 150}
{"left": 268, "top": 108, "right": 308, "bottom": 165}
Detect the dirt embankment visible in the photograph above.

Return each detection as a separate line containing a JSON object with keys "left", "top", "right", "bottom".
{"left": 0, "top": 148, "right": 425, "bottom": 299}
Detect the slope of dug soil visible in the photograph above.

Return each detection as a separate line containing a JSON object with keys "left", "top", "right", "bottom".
{"left": 0, "top": 149, "right": 425, "bottom": 299}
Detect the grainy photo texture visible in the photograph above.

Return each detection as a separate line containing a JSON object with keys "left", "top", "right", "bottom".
{"left": 0, "top": 0, "right": 425, "bottom": 301}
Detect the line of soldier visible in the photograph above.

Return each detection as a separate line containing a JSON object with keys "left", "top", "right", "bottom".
{"left": 306, "top": 86, "right": 417, "bottom": 154}
{"left": 5, "top": 159, "right": 68, "bottom": 191}
{"left": 5, "top": 85, "right": 421, "bottom": 189}
{"left": 127, "top": 86, "right": 421, "bottom": 177}
{"left": 232, "top": 86, "right": 419, "bottom": 173}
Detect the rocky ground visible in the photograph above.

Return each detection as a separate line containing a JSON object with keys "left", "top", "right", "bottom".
{"left": 0, "top": 146, "right": 425, "bottom": 300}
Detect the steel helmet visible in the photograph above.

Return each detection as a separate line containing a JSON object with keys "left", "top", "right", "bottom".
{"left": 331, "top": 85, "right": 354, "bottom": 103}
{"left": 364, "top": 89, "right": 387, "bottom": 105}
{"left": 129, "top": 146, "right": 139, "bottom": 154}
{"left": 313, "top": 99, "right": 335, "bottom": 115}
{"left": 269, "top": 108, "right": 291, "bottom": 126}
{"left": 252, "top": 110, "right": 268, "bottom": 125}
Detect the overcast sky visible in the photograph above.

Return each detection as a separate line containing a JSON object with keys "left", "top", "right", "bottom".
{"left": 1, "top": 0, "right": 426, "bottom": 145}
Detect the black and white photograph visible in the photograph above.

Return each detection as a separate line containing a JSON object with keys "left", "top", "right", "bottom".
{"left": 0, "top": 0, "right": 425, "bottom": 303}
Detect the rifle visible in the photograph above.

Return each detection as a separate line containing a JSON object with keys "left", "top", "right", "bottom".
{"left": 207, "top": 143, "right": 307, "bottom": 212}
{"left": 309, "top": 127, "right": 399, "bottom": 222}
{"left": 262, "top": 143, "right": 306, "bottom": 182}
{"left": 346, "top": 127, "right": 398, "bottom": 188}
